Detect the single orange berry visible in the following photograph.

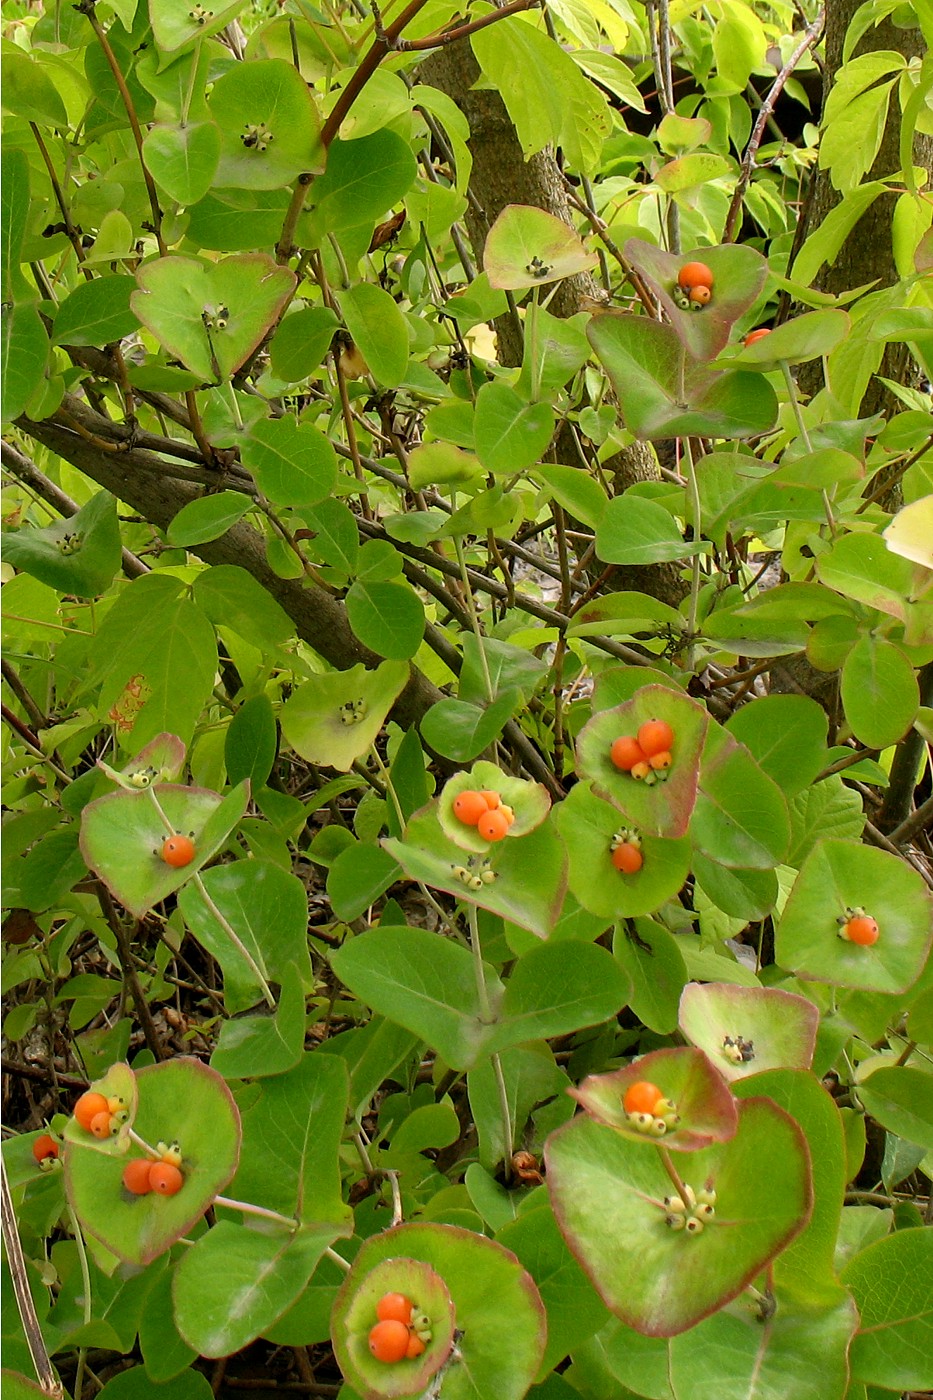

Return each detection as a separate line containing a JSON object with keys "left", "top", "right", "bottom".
{"left": 689, "top": 284, "right": 712, "bottom": 305}
{"left": 479, "top": 790, "right": 501, "bottom": 810}
{"left": 406, "top": 1333, "right": 426, "bottom": 1360}
{"left": 89, "top": 1110, "right": 114, "bottom": 1139}
{"left": 376, "top": 1293, "right": 414, "bottom": 1326}
{"left": 453, "top": 790, "right": 488, "bottom": 826}
{"left": 122, "top": 1159, "right": 155, "bottom": 1195}
{"left": 499, "top": 804, "right": 515, "bottom": 827}
{"left": 477, "top": 808, "right": 510, "bottom": 842}
{"left": 637, "top": 719, "right": 674, "bottom": 758}
{"left": 368, "top": 1319, "right": 410, "bottom": 1364}
{"left": 610, "top": 736, "right": 647, "bottom": 772}
{"left": 744, "top": 328, "right": 771, "bottom": 346}
{"left": 611, "top": 842, "right": 644, "bottom": 875}
{"left": 32, "top": 1134, "right": 59, "bottom": 1165}
{"left": 844, "top": 914, "right": 879, "bottom": 946}
{"left": 623, "top": 1081, "right": 664, "bottom": 1115}
{"left": 161, "top": 834, "right": 195, "bottom": 868}
{"left": 74, "top": 1090, "right": 110, "bottom": 1131}
{"left": 649, "top": 750, "right": 672, "bottom": 771}
{"left": 677, "top": 261, "right": 713, "bottom": 292}
{"left": 630, "top": 760, "right": 651, "bottom": 781}
{"left": 149, "top": 1162, "right": 183, "bottom": 1196}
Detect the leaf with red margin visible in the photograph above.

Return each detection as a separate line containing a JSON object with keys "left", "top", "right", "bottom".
{"left": 331, "top": 1256, "right": 456, "bottom": 1399}
{"left": 678, "top": 984, "right": 820, "bottom": 1083}
{"left": 569, "top": 1047, "right": 738, "bottom": 1152}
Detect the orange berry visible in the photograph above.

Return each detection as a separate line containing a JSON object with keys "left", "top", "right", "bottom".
{"left": 637, "top": 719, "right": 674, "bottom": 758}
{"left": 689, "top": 284, "right": 712, "bottom": 305}
{"left": 477, "top": 808, "right": 510, "bottom": 842}
{"left": 499, "top": 804, "right": 515, "bottom": 826}
{"left": 89, "top": 1110, "right": 113, "bottom": 1139}
{"left": 744, "top": 328, "right": 771, "bottom": 346}
{"left": 630, "top": 761, "right": 651, "bottom": 781}
{"left": 611, "top": 843, "right": 643, "bottom": 875}
{"left": 453, "top": 790, "right": 488, "bottom": 826}
{"left": 610, "top": 736, "right": 647, "bottom": 772}
{"left": 376, "top": 1293, "right": 414, "bottom": 1326}
{"left": 74, "top": 1091, "right": 110, "bottom": 1131}
{"left": 843, "top": 915, "right": 879, "bottom": 946}
{"left": 122, "top": 1159, "right": 155, "bottom": 1195}
{"left": 161, "top": 834, "right": 195, "bottom": 868}
{"left": 149, "top": 1162, "right": 183, "bottom": 1196}
{"left": 677, "top": 261, "right": 713, "bottom": 291}
{"left": 623, "top": 1081, "right": 664, "bottom": 1115}
{"left": 649, "top": 750, "right": 671, "bottom": 771}
{"left": 32, "top": 1134, "right": 59, "bottom": 1165}
{"left": 368, "top": 1319, "right": 410, "bottom": 1364}
{"left": 479, "top": 790, "right": 501, "bottom": 810}
{"left": 406, "top": 1332, "right": 426, "bottom": 1359}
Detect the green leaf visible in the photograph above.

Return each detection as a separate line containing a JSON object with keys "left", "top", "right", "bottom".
{"left": 132, "top": 254, "right": 296, "bottom": 383}
{"left": 269, "top": 306, "right": 339, "bottom": 382}
{"left": 225, "top": 693, "right": 278, "bottom": 790}
{"left": 858, "top": 1067, "right": 933, "bottom": 1151}
{"left": 65, "top": 1059, "right": 240, "bottom": 1266}
{"left": 614, "top": 920, "right": 688, "bottom": 1035}
{"left": 733, "top": 310, "right": 852, "bottom": 368}
{"left": 241, "top": 415, "right": 337, "bottom": 508}
{"left": 841, "top": 1228, "right": 933, "bottom": 1390}
{"left": 96, "top": 1367, "right": 213, "bottom": 1400}
{"left": 420, "top": 693, "right": 520, "bottom": 762}
{"left": 207, "top": 59, "right": 323, "bottom": 189}
{"left": 546, "top": 1098, "right": 812, "bottom": 1336}
{"left": 142, "top": 120, "right": 221, "bottom": 206}
{"left": 596, "top": 494, "right": 696, "bottom": 565}
{"left": 327, "top": 842, "right": 401, "bottom": 921}
{"left": 841, "top": 635, "right": 919, "bottom": 748}
{"left": 776, "top": 839, "right": 933, "bottom": 993}
{"left": 338, "top": 282, "right": 409, "bottom": 388}
{"left": 166, "top": 490, "right": 251, "bottom": 546}
{"left": 308, "top": 131, "right": 417, "bottom": 236}
{"left": 52, "top": 277, "right": 140, "bottom": 347}
{"left": 482, "top": 204, "right": 598, "bottom": 291}
{"left": 81, "top": 781, "right": 249, "bottom": 920}
{"left": 1, "top": 301, "right": 49, "bottom": 423}
{"left": 150, "top": 0, "right": 248, "bottom": 53}
{"left": 178, "top": 858, "right": 314, "bottom": 1012}
{"left": 298, "top": 497, "right": 359, "bottom": 575}
{"left": 474, "top": 382, "right": 555, "bottom": 473}
{"left": 725, "top": 695, "right": 828, "bottom": 798}
{"left": 1, "top": 51, "right": 68, "bottom": 126}
{"left": 331, "top": 1222, "right": 546, "bottom": 1400}
{"left": 693, "top": 725, "right": 790, "bottom": 869}
{"left": 588, "top": 315, "right": 777, "bottom": 440}
{"left": 815, "top": 527, "right": 919, "bottom": 620}
{"left": 2, "top": 489, "right": 121, "bottom": 598}
{"left": 280, "top": 660, "right": 409, "bottom": 771}
{"left": 2, "top": 146, "right": 33, "bottom": 304}
{"left": 569, "top": 1046, "right": 739, "bottom": 1152}
{"left": 192, "top": 564, "right": 292, "bottom": 651}
{"left": 345, "top": 580, "right": 424, "bottom": 659}
{"left": 489, "top": 940, "right": 631, "bottom": 1058}
{"left": 210, "top": 965, "right": 306, "bottom": 1078}
{"left": 679, "top": 984, "right": 819, "bottom": 1084}
{"left": 533, "top": 464, "right": 608, "bottom": 532}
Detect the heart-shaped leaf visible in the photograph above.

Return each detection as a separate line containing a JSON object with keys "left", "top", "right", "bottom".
{"left": 150, "top": 0, "right": 248, "bottom": 54}
{"left": 132, "top": 254, "right": 296, "bottom": 383}
{"left": 569, "top": 1047, "right": 738, "bottom": 1151}
{"left": 678, "top": 984, "right": 820, "bottom": 1082}
{"left": 438, "top": 760, "right": 551, "bottom": 853}
{"left": 624, "top": 239, "right": 768, "bottom": 359}
{"left": 588, "top": 314, "right": 777, "bottom": 440}
{"left": 240, "top": 415, "right": 338, "bottom": 508}
{"left": 330, "top": 1223, "right": 546, "bottom": 1400}
{"left": 484, "top": 204, "right": 598, "bottom": 290}
{"left": 96, "top": 732, "right": 187, "bottom": 791}
{"left": 545, "top": 1097, "right": 812, "bottom": 1336}
{"left": 280, "top": 660, "right": 410, "bottom": 772}
{"left": 576, "top": 684, "right": 709, "bottom": 838}
{"left": 65, "top": 1059, "right": 240, "bottom": 1267}
{"left": 207, "top": 58, "right": 323, "bottom": 188}
{"left": 473, "top": 382, "right": 555, "bottom": 472}
{"left": 693, "top": 724, "right": 790, "bottom": 869}
{"left": 142, "top": 120, "right": 221, "bottom": 206}
{"left": 331, "top": 1255, "right": 457, "bottom": 1399}
{"left": 80, "top": 781, "right": 249, "bottom": 918}
{"left": 2, "top": 490, "right": 122, "bottom": 598}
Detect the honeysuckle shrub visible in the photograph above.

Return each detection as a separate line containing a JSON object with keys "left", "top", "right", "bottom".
{"left": 2, "top": 0, "right": 932, "bottom": 1396}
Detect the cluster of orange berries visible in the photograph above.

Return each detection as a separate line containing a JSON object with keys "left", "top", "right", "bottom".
{"left": 674, "top": 261, "right": 713, "bottom": 310}
{"left": 610, "top": 719, "right": 674, "bottom": 784}
{"left": 122, "top": 1142, "right": 184, "bottom": 1198}
{"left": 368, "top": 1293, "right": 432, "bottom": 1365}
{"left": 610, "top": 829, "right": 643, "bottom": 875}
{"left": 453, "top": 789, "right": 515, "bottom": 843}
{"left": 837, "top": 908, "right": 879, "bottom": 946}
{"left": 622, "top": 1080, "right": 680, "bottom": 1137}
{"left": 73, "top": 1089, "right": 130, "bottom": 1140}
{"left": 161, "top": 833, "right": 195, "bottom": 868}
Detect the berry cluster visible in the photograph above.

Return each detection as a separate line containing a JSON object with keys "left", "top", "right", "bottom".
{"left": 161, "top": 833, "right": 196, "bottom": 868}
{"left": 663, "top": 1182, "right": 717, "bottom": 1235}
{"left": 610, "top": 719, "right": 674, "bottom": 784}
{"left": 610, "top": 829, "right": 643, "bottom": 875}
{"left": 73, "top": 1090, "right": 130, "bottom": 1140}
{"left": 622, "top": 1080, "right": 680, "bottom": 1137}
{"left": 674, "top": 261, "right": 713, "bottom": 310}
{"left": 837, "top": 908, "right": 879, "bottom": 946}
{"left": 122, "top": 1142, "right": 184, "bottom": 1198}
{"left": 368, "top": 1293, "right": 433, "bottom": 1364}
{"left": 453, "top": 789, "right": 515, "bottom": 842}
